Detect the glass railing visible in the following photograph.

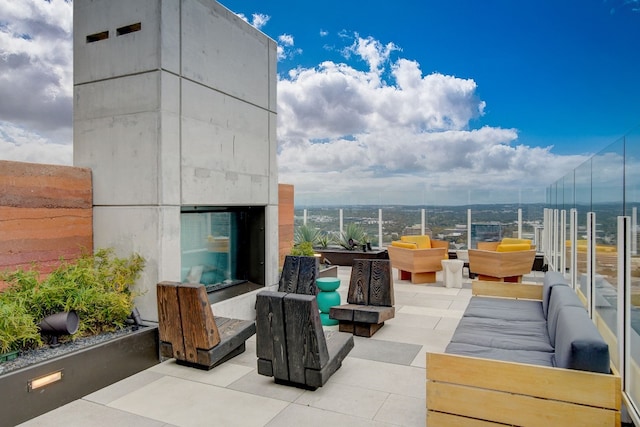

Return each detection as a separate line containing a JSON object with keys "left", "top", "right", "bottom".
{"left": 294, "top": 203, "right": 544, "bottom": 251}
{"left": 547, "top": 124, "right": 640, "bottom": 424}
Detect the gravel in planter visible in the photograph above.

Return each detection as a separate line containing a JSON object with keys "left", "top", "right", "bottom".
{"left": 0, "top": 326, "right": 141, "bottom": 375}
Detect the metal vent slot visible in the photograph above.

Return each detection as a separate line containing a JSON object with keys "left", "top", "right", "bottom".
{"left": 86, "top": 31, "right": 109, "bottom": 43}
{"left": 117, "top": 22, "right": 141, "bottom": 36}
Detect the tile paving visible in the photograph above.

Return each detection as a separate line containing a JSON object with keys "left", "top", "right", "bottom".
{"left": 18, "top": 267, "right": 544, "bottom": 427}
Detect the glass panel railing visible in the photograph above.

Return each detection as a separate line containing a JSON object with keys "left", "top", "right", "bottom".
{"left": 574, "top": 159, "right": 592, "bottom": 300}
{"left": 592, "top": 138, "right": 625, "bottom": 370}
{"left": 625, "top": 126, "right": 640, "bottom": 415}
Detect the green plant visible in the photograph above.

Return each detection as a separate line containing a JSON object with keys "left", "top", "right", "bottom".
{"left": 290, "top": 241, "right": 316, "bottom": 257}
{"left": 0, "top": 301, "right": 41, "bottom": 353}
{"left": 294, "top": 224, "right": 321, "bottom": 247}
{"left": 316, "top": 234, "right": 331, "bottom": 249}
{"left": 337, "top": 223, "right": 367, "bottom": 250}
{"left": 0, "top": 248, "right": 145, "bottom": 350}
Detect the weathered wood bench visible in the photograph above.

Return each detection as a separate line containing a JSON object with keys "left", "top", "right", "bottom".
{"left": 256, "top": 291, "right": 354, "bottom": 389}
{"left": 329, "top": 259, "right": 395, "bottom": 337}
{"left": 157, "top": 281, "right": 256, "bottom": 370}
{"left": 278, "top": 255, "right": 319, "bottom": 295}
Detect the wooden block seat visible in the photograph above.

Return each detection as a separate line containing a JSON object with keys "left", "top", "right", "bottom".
{"left": 426, "top": 271, "right": 621, "bottom": 426}
{"left": 387, "top": 235, "right": 448, "bottom": 284}
{"left": 256, "top": 291, "right": 354, "bottom": 389}
{"left": 329, "top": 259, "right": 395, "bottom": 337}
{"left": 278, "top": 255, "right": 319, "bottom": 295}
{"left": 157, "top": 281, "right": 256, "bottom": 370}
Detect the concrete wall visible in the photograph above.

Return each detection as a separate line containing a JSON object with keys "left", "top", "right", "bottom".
{"left": 73, "top": 0, "right": 278, "bottom": 321}
{"left": 0, "top": 161, "right": 93, "bottom": 291}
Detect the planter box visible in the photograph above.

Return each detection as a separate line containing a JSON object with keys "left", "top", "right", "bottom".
{"left": 316, "top": 249, "right": 388, "bottom": 267}
{"left": 0, "top": 325, "right": 159, "bottom": 426}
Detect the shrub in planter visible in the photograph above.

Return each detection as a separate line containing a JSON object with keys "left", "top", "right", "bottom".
{"left": 0, "top": 248, "right": 145, "bottom": 351}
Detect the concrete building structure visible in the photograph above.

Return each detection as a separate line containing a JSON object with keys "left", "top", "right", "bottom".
{"left": 73, "top": 0, "right": 278, "bottom": 321}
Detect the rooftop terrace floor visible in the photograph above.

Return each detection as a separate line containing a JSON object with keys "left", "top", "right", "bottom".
{"left": 18, "top": 267, "right": 545, "bottom": 427}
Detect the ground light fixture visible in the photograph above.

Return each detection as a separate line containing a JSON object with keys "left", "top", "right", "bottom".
{"left": 38, "top": 311, "right": 80, "bottom": 347}
{"left": 28, "top": 370, "right": 64, "bottom": 392}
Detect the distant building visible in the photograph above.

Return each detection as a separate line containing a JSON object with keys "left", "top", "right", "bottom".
{"left": 402, "top": 225, "right": 432, "bottom": 237}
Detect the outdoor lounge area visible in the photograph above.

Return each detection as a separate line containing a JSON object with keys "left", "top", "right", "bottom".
{"left": 17, "top": 266, "right": 488, "bottom": 427}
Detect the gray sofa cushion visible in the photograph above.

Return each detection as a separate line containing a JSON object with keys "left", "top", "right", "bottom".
{"left": 542, "top": 271, "right": 570, "bottom": 318}
{"left": 464, "top": 297, "right": 545, "bottom": 322}
{"left": 546, "top": 285, "right": 586, "bottom": 346}
{"left": 450, "top": 316, "right": 553, "bottom": 352}
{"left": 445, "top": 342, "right": 554, "bottom": 367}
{"left": 553, "top": 306, "right": 610, "bottom": 373}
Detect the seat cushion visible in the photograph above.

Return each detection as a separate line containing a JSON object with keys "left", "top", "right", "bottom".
{"left": 391, "top": 241, "right": 418, "bottom": 249}
{"left": 450, "top": 316, "right": 553, "bottom": 352}
{"left": 401, "top": 235, "right": 431, "bottom": 249}
{"left": 445, "top": 342, "right": 554, "bottom": 367}
{"left": 553, "top": 305, "right": 610, "bottom": 373}
{"left": 496, "top": 243, "right": 531, "bottom": 252}
{"left": 464, "top": 297, "right": 545, "bottom": 322}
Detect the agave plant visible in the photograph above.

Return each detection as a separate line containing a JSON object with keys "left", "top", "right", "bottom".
{"left": 294, "top": 224, "right": 321, "bottom": 247}
{"left": 337, "top": 223, "right": 367, "bottom": 250}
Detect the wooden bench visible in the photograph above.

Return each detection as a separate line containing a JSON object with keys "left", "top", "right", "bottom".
{"left": 278, "top": 255, "right": 319, "bottom": 295}
{"left": 157, "top": 281, "right": 256, "bottom": 370}
{"left": 256, "top": 291, "right": 354, "bottom": 389}
{"left": 329, "top": 259, "right": 395, "bottom": 337}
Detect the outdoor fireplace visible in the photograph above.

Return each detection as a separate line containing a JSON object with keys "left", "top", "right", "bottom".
{"left": 181, "top": 206, "right": 265, "bottom": 296}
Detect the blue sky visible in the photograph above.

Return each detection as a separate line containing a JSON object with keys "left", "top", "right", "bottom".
{"left": 1, "top": 0, "right": 639, "bottom": 205}
{"left": 227, "top": 0, "right": 640, "bottom": 154}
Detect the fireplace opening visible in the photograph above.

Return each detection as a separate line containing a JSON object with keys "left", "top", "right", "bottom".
{"left": 181, "top": 206, "right": 265, "bottom": 300}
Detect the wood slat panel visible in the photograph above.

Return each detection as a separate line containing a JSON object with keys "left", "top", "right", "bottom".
{"left": 348, "top": 259, "right": 370, "bottom": 304}
{"left": 177, "top": 284, "right": 220, "bottom": 363}
{"left": 156, "top": 282, "right": 185, "bottom": 359}
{"left": 284, "top": 293, "right": 329, "bottom": 380}
{"left": 427, "top": 381, "right": 619, "bottom": 427}
{"left": 427, "top": 353, "right": 621, "bottom": 409}
{"left": 255, "top": 291, "right": 289, "bottom": 380}
{"left": 427, "top": 411, "right": 506, "bottom": 427}
{"left": 471, "top": 280, "right": 543, "bottom": 300}
{"left": 368, "top": 260, "right": 393, "bottom": 306}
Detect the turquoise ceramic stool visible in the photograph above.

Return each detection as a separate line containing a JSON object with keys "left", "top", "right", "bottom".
{"left": 316, "top": 277, "right": 341, "bottom": 326}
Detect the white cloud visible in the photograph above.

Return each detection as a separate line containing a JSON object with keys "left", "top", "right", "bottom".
{"left": 277, "top": 32, "right": 590, "bottom": 204}
{"left": 251, "top": 13, "right": 270, "bottom": 29}
{"left": 0, "top": 4, "right": 590, "bottom": 205}
{"left": 0, "top": 0, "right": 73, "bottom": 165}
{"left": 277, "top": 33, "right": 302, "bottom": 61}
{"left": 320, "top": 29, "right": 329, "bottom": 37}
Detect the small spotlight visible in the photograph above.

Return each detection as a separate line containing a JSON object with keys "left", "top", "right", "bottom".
{"left": 28, "top": 370, "right": 63, "bottom": 391}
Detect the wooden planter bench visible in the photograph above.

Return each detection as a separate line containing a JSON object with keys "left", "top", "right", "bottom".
{"left": 426, "top": 272, "right": 621, "bottom": 426}
{"left": 256, "top": 291, "right": 354, "bottom": 389}
{"left": 329, "top": 259, "right": 394, "bottom": 337}
{"left": 157, "top": 282, "right": 256, "bottom": 370}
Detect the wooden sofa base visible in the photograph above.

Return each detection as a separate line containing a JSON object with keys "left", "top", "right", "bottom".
{"left": 399, "top": 269, "right": 436, "bottom": 284}
{"left": 476, "top": 273, "right": 522, "bottom": 283}
{"left": 426, "top": 352, "right": 621, "bottom": 426}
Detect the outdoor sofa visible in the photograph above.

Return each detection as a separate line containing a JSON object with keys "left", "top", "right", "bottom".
{"left": 426, "top": 271, "right": 621, "bottom": 425}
